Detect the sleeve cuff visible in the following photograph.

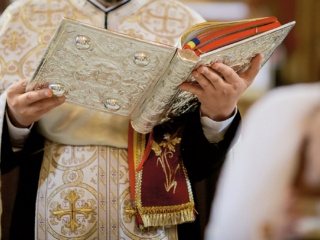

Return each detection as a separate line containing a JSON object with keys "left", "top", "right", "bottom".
{"left": 200, "top": 107, "right": 238, "bottom": 143}
{"left": 6, "top": 110, "right": 33, "bottom": 151}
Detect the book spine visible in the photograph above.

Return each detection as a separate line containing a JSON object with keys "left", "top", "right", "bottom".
{"left": 131, "top": 49, "right": 199, "bottom": 134}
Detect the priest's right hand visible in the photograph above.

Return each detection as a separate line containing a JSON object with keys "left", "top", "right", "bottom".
{"left": 6, "top": 79, "right": 66, "bottom": 128}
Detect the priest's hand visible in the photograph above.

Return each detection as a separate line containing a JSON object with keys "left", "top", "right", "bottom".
{"left": 179, "top": 54, "right": 263, "bottom": 121}
{"left": 6, "top": 79, "right": 66, "bottom": 128}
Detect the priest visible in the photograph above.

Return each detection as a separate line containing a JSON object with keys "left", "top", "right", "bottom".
{"left": 0, "top": 0, "right": 262, "bottom": 239}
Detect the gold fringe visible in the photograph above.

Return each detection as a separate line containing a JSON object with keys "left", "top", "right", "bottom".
{"left": 140, "top": 206, "right": 195, "bottom": 228}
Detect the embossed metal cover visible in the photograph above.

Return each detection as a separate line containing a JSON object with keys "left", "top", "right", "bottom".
{"left": 27, "top": 18, "right": 295, "bottom": 133}
{"left": 26, "top": 18, "right": 178, "bottom": 117}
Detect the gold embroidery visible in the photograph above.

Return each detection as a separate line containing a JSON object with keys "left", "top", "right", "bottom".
{"left": 28, "top": 0, "right": 72, "bottom": 28}
{"left": 62, "top": 169, "right": 83, "bottom": 184}
{"left": 51, "top": 147, "right": 98, "bottom": 171}
{"left": 17, "top": 44, "right": 47, "bottom": 79}
{"left": 111, "top": 217, "right": 118, "bottom": 237}
{"left": 24, "top": 60, "right": 36, "bottom": 76}
{"left": 1, "top": 28, "right": 27, "bottom": 55}
{"left": 5, "top": 61, "right": 21, "bottom": 76}
{"left": 152, "top": 134, "right": 181, "bottom": 194}
{"left": 119, "top": 169, "right": 124, "bottom": 179}
{"left": 10, "top": 8, "right": 23, "bottom": 22}
{"left": 47, "top": 222, "right": 98, "bottom": 240}
{"left": 123, "top": 199, "right": 136, "bottom": 223}
{"left": 119, "top": 149, "right": 128, "bottom": 162}
{"left": 62, "top": 147, "right": 85, "bottom": 165}
{"left": 47, "top": 182, "right": 97, "bottom": 204}
{"left": 50, "top": 189, "right": 97, "bottom": 235}
{"left": 144, "top": 3, "right": 186, "bottom": 35}
{"left": 90, "top": 165, "right": 97, "bottom": 172}
{"left": 122, "top": 28, "right": 144, "bottom": 39}
{"left": 0, "top": 56, "right": 5, "bottom": 80}
{"left": 119, "top": 0, "right": 194, "bottom": 45}
{"left": 99, "top": 218, "right": 107, "bottom": 238}
{"left": 98, "top": 193, "right": 106, "bottom": 211}
{"left": 38, "top": 213, "right": 46, "bottom": 232}
{"left": 99, "top": 166, "right": 107, "bottom": 186}
{"left": 110, "top": 192, "right": 118, "bottom": 211}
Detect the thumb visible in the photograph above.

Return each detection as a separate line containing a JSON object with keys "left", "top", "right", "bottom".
{"left": 240, "top": 53, "right": 263, "bottom": 86}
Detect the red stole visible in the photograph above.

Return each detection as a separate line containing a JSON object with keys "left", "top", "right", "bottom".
{"left": 128, "top": 124, "right": 195, "bottom": 228}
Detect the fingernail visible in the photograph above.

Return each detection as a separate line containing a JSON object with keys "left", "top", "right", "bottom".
{"left": 192, "top": 72, "right": 199, "bottom": 77}
{"left": 45, "top": 91, "right": 50, "bottom": 97}
{"left": 201, "top": 67, "right": 208, "bottom": 73}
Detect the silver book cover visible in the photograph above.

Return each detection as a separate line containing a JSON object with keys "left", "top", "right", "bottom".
{"left": 26, "top": 18, "right": 295, "bottom": 133}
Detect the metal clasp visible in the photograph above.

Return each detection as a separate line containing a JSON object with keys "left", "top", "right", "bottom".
{"left": 49, "top": 83, "right": 66, "bottom": 97}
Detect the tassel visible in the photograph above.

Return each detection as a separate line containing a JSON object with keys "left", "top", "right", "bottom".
{"left": 139, "top": 205, "right": 195, "bottom": 227}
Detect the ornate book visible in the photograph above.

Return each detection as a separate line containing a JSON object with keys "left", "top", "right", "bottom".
{"left": 26, "top": 18, "right": 295, "bottom": 133}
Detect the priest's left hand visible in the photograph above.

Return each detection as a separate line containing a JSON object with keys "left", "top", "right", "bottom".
{"left": 179, "top": 53, "right": 263, "bottom": 121}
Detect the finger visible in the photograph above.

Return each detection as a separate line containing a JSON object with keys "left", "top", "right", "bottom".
{"left": 35, "top": 100, "right": 64, "bottom": 115}
{"left": 19, "top": 89, "right": 53, "bottom": 106}
{"left": 179, "top": 82, "right": 203, "bottom": 96}
{"left": 211, "top": 63, "right": 239, "bottom": 84}
{"left": 239, "top": 53, "right": 263, "bottom": 84}
{"left": 7, "top": 79, "right": 30, "bottom": 97}
{"left": 30, "top": 96, "right": 65, "bottom": 113}
{"left": 191, "top": 70, "right": 217, "bottom": 91}
{"left": 197, "top": 66, "right": 229, "bottom": 90}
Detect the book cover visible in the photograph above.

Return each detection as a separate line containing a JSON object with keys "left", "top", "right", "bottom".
{"left": 26, "top": 18, "right": 295, "bottom": 133}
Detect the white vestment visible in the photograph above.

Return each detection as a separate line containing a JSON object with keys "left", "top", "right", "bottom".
{"left": 0, "top": 0, "right": 206, "bottom": 239}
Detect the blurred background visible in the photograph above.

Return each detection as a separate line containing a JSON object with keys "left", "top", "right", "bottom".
{"left": 1, "top": 0, "right": 319, "bottom": 239}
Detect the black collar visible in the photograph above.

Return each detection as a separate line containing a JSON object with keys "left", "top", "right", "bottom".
{"left": 87, "top": 0, "right": 131, "bottom": 14}
{"left": 87, "top": 0, "right": 131, "bottom": 28}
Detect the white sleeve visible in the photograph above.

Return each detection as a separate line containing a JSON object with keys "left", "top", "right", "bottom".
{"left": 6, "top": 111, "right": 33, "bottom": 152}
{"left": 201, "top": 107, "right": 237, "bottom": 143}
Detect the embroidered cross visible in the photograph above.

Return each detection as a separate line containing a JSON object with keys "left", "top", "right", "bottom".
{"left": 2, "top": 32, "right": 26, "bottom": 51}
{"left": 29, "top": 0, "right": 71, "bottom": 28}
{"left": 144, "top": 2, "right": 186, "bottom": 34}
{"left": 50, "top": 190, "right": 96, "bottom": 233}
